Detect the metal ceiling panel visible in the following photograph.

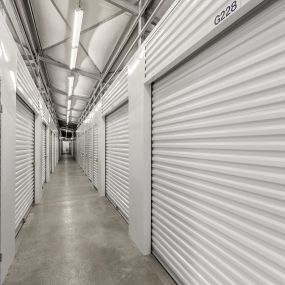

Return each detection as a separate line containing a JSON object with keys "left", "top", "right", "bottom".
{"left": 73, "top": 75, "right": 96, "bottom": 97}
{"left": 30, "top": 0, "right": 69, "bottom": 49}
{"left": 44, "top": 41, "right": 98, "bottom": 73}
{"left": 80, "top": 13, "right": 131, "bottom": 72}
{"left": 54, "top": 0, "right": 122, "bottom": 32}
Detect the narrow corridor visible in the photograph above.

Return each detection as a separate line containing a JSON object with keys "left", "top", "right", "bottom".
{"left": 4, "top": 156, "right": 174, "bottom": 285}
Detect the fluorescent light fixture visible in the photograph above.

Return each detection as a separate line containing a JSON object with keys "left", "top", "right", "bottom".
{"left": 70, "top": 48, "right": 78, "bottom": 70}
{"left": 69, "top": 8, "right": 83, "bottom": 69}
{"left": 72, "top": 9, "right": 83, "bottom": 48}
{"left": 68, "top": 76, "right": 74, "bottom": 96}
{"left": 1, "top": 42, "right": 9, "bottom": 62}
{"left": 67, "top": 110, "right": 70, "bottom": 117}
{"left": 67, "top": 100, "right": 71, "bottom": 110}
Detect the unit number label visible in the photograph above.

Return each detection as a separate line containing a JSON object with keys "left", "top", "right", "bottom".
{"left": 214, "top": 0, "right": 240, "bottom": 26}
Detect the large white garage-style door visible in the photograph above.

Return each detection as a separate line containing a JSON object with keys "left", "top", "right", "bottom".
{"left": 105, "top": 103, "right": 129, "bottom": 221}
{"left": 41, "top": 123, "right": 46, "bottom": 186}
{"left": 15, "top": 97, "right": 35, "bottom": 233}
{"left": 93, "top": 124, "right": 98, "bottom": 189}
{"left": 84, "top": 131, "right": 88, "bottom": 174}
{"left": 151, "top": 2, "right": 285, "bottom": 284}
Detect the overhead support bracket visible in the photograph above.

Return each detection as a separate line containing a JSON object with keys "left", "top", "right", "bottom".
{"left": 50, "top": 86, "right": 89, "bottom": 101}
{"left": 105, "top": 0, "right": 138, "bottom": 15}
{"left": 54, "top": 102, "right": 83, "bottom": 112}
{"left": 38, "top": 56, "right": 101, "bottom": 80}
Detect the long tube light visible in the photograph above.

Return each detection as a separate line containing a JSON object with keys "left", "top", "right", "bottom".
{"left": 68, "top": 76, "right": 74, "bottom": 96}
{"left": 70, "top": 8, "right": 83, "bottom": 69}
{"left": 67, "top": 100, "right": 71, "bottom": 110}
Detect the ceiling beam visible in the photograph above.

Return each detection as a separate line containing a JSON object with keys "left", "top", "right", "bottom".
{"left": 57, "top": 112, "right": 79, "bottom": 119}
{"left": 38, "top": 56, "right": 101, "bottom": 80}
{"left": 49, "top": 0, "right": 101, "bottom": 72}
{"left": 42, "top": 11, "right": 125, "bottom": 52}
{"left": 50, "top": 86, "right": 89, "bottom": 102}
{"left": 105, "top": 0, "right": 138, "bottom": 15}
{"left": 54, "top": 102, "right": 83, "bottom": 112}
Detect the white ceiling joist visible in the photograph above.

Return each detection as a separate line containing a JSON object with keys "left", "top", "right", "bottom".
{"left": 50, "top": 86, "right": 89, "bottom": 101}
{"left": 42, "top": 11, "right": 125, "bottom": 52}
{"left": 38, "top": 56, "right": 101, "bottom": 80}
{"left": 105, "top": 0, "right": 138, "bottom": 15}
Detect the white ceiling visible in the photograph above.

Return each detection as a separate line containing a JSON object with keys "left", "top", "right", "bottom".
{"left": 30, "top": 0, "right": 133, "bottom": 124}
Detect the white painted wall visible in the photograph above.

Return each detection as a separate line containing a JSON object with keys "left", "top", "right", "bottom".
{"left": 0, "top": 13, "right": 17, "bottom": 283}
{"left": 128, "top": 47, "right": 152, "bottom": 255}
{"left": 0, "top": 11, "right": 59, "bottom": 283}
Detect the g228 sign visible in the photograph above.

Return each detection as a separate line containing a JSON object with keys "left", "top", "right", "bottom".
{"left": 214, "top": 0, "right": 240, "bottom": 26}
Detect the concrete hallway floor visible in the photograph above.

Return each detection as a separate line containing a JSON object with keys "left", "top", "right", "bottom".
{"left": 4, "top": 155, "right": 175, "bottom": 285}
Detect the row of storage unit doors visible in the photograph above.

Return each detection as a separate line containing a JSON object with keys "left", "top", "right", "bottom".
{"left": 15, "top": 96, "right": 58, "bottom": 235}
{"left": 77, "top": 1, "right": 285, "bottom": 284}
{"left": 78, "top": 123, "right": 99, "bottom": 193}
{"left": 78, "top": 102, "right": 130, "bottom": 221}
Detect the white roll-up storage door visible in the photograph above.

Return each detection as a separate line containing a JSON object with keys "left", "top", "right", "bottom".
{"left": 49, "top": 131, "right": 52, "bottom": 173}
{"left": 15, "top": 97, "right": 35, "bottom": 233}
{"left": 106, "top": 103, "right": 129, "bottom": 221}
{"left": 93, "top": 125, "right": 98, "bottom": 189}
{"left": 151, "top": 2, "right": 285, "bottom": 284}
{"left": 88, "top": 129, "right": 92, "bottom": 181}
{"left": 84, "top": 131, "right": 88, "bottom": 175}
{"left": 41, "top": 124, "right": 46, "bottom": 186}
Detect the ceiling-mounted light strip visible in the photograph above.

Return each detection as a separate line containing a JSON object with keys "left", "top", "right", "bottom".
{"left": 68, "top": 76, "right": 74, "bottom": 96}
{"left": 70, "top": 8, "right": 83, "bottom": 69}
{"left": 67, "top": 99, "right": 71, "bottom": 110}
{"left": 70, "top": 48, "right": 78, "bottom": 70}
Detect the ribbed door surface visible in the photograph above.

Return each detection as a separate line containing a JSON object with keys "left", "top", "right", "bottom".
{"left": 93, "top": 125, "right": 98, "bottom": 188}
{"left": 84, "top": 131, "right": 88, "bottom": 174}
{"left": 49, "top": 131, "right": 52, "bottom": 173}
{"left": 41, "top": 124, "right": 46, "bottom": 186}
{"left": 105, "top": 103, "right": 129, "bottom": 220}
{"left": 88, "top": 129, "right": 92, "bottom": 181}
{"left": 15, "top": 98, "right": 35, "bottom": 232}
{"left": 151, "top": 2, "right": 285, "bottom": 284}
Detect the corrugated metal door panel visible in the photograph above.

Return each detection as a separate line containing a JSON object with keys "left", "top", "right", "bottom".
{"left": 93, "top": 125, "right": 98, "bottom": 188}
{"left": 15, "top": 97, "right": 35, "bottom": 233}
{"left": 151, "top": 2, "right": 285, "bottom": 284}
{"left": 106, "top": 103, "right": 129, "bottom": 221}
{"left": 84, "top": 131, "right": 88, "bottom": 175}
{"left": 49, "top": 131, "right": 52, "bottom": 173}
{"left": 80, "top": 134, "right": 84, "bottom": 169}
{"left": 145, "top": 0, "right": 264, "bottom": 81}
{"left": 88, "top": 129, "right": 92, "bottom": 180}
{"left": 41, "top": 124, "right": 46, "bottom": 186}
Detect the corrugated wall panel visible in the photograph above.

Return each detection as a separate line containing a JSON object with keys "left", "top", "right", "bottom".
{"left": 106, "top": 103, "right": 129, "bottom": 220}
{"left": 102, "top": 67, "right": 128, "bottom": 116}
{"left": 88, "top": 128, "right": 92, "bottom": 181}
{"left": 15, "top": 98, "right": 35, "bottom": 233}
{"left": 151, "top": 1, "right": 285, "bottom": 284}
{"left": 17, "top": 52, "right": 39, "bottom": 111}
{"left": 93, "top": 125, "right": 98, "bottom": 188}
{"left": 41, "top": 124, "right": 46, "bottom": 186}
{"left": 145, "top": 0, "right": 264, "bottom": 81}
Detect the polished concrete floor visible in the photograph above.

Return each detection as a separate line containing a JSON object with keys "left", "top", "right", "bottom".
{"left": 4, "top": 155, "right": 175, "bottom": 285}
